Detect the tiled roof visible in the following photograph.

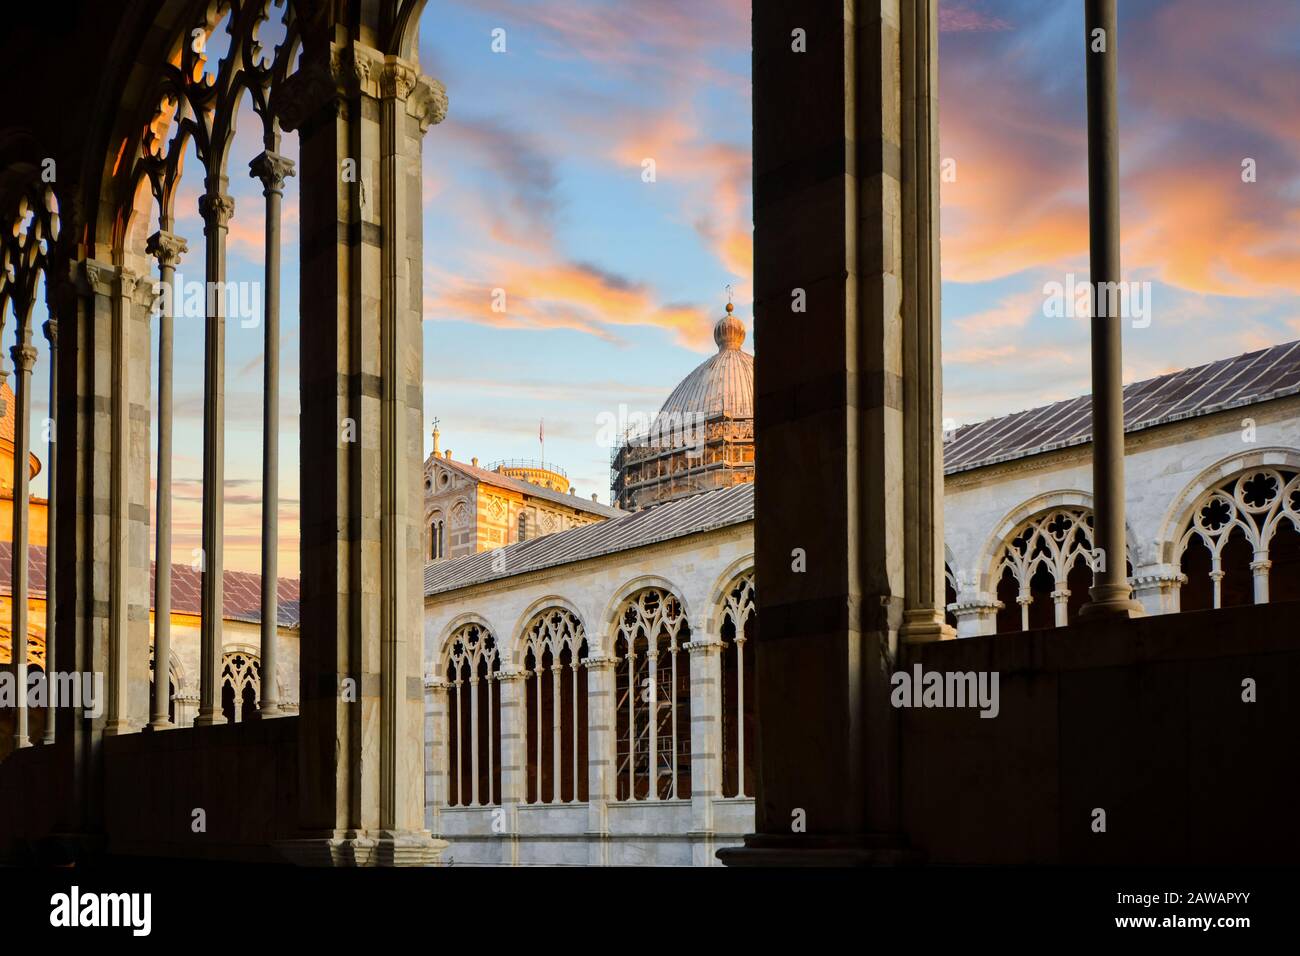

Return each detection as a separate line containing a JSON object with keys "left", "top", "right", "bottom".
{"left": 425, "top": 481, "right": 754, "bottom": 596}
{"left": 0, "top": 542, "right": 300, "bottom": 628}
{"left": 438, "top": 456, "right": 625, "bottom": 519}
{"left": 944, "top": 340, "right": 1300, "bottom": 474}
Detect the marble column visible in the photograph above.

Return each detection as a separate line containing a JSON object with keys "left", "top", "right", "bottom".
{"left": 194, "top": 188, "right": 234, "bottom": 726}
{"left": 103, "top": 266, "right": 150, "bottom": 736}
{"left": 9, "top": 306, "right": 37, "bottom": 749}
{"left": 424, "top": 677, "right": 449, "bottom": 834}
{"left": 249, "top": 151, "right": 294, "bottom": 718}
{"left": 951, "top": 596, "right": 1001, "bottom": 638}
{"left": 272, "top": 42, "right": 447, "bottom": 866}
{"left": 583, "top": 654, "right": 616, "bottom": 866}
{"left": 41, "top": 310, "right": 58, "bottom": 744}
{"left": 899, "top": 0, "right": 954, "bottom": 644}
{"left": 720, "top": 0, "right": 938, "bottom": 866}
{"left": 495, "top": 670, "right": 526, "bottom": 865}
{"left": 1251, "top": 553, "right": 1270, "bottom": 604}
{"left": 145, "top": 230, "right": 186, "bottom": 730}
{"left": 1079, "top": 0, "right": 1143, "bottom": 620}
{"left": 1051, "top": 587, "right": 1071, "bottom": 627}
{"left": 1131, "top": 566, "right": 1186, "bottom": 616}
{"left": 684, "top": 637, "right": 723, "bottom": 866}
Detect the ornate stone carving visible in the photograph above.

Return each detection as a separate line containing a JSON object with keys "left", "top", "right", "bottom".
{"left": 249, "top": 150, "right": 296, "bottom": 195}
{"left": 198, "top": 191, "right": 235, "bottom": 228}
{"left": 145, "top": 230, "right": 188, "bottom": 267}
{"left": 409, "top": 75, "right": 449, "bottom": 132}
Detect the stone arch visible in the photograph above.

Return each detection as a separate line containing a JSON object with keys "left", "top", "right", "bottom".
{"left": 977, "top": 491, "right": 1137, "bottom": 587}
{"left": 1155, "top": 447, "right": 1300, "bottom": 565}
{"left": 508, "top": 595, "right": 587, "bottom": 668}
{"left": 597, "top": 574, "right": 692, "bottom": 657}
{"left": 433, "top": 611, "right": 498, "bottom": 674}
{"left": 704, "top": 554, "right": 755, "bottom": 634}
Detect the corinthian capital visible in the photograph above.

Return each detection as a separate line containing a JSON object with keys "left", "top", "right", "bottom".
{"left": 145, "top": 230, "right": 188, "bottom": 268}
{"left": 380, "top": 60, "right": 418, "bottom": 100}
{"left": 198, "top": 192, "right": 235, "bottom": 228}
{"left": 249, "top": 151, "right": 296, "bottom": 195}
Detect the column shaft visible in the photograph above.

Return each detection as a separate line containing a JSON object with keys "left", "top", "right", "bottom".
{"left": 9, "top": 317, "right": 36, "bottom": 749}
{"left": 1080, "top": 0, "right": 1142, "bottom": 619}
{"left": 41, "top": 315, "right": 58, "bottom": 744}
{"left": 250, "top": 152, "right": 293, "bottom": 717}
{"left": 146, "top": 231, "right": 185, "bottom": 729}
{"left": 195, "top": 189, "right": 233, "bottom": 726}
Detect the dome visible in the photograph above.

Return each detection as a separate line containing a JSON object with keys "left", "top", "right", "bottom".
{"left": 656, "top": 310, "right": 753, "bottom": 423}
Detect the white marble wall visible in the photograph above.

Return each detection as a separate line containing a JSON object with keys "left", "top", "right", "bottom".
{"left": 423, "top": 521, "right": 755, "bottom": 865}
{"left": 943, "top": 398, "right": 1300, "bottom": 633}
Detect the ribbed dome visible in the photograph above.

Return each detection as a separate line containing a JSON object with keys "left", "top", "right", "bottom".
{"left": 657, "top": 312, "right": 753, "bottom": 422}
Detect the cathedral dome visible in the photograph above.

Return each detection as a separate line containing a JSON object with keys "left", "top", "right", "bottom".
{"left": 657, "top": 308, "right": 753, "bottom": 422}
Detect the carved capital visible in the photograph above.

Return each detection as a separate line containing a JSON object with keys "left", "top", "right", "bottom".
{"left": 272, "top": 52, "right": 341, "bottom": 132}
{"left": 145, "top": 229, "right": 188, "bottom": 268}
{"left": 41, "top": 318, "right": 57, "bottom": 348}
{"left": 344, "top": 44, "right": 385, "bottom": 97}
{"left": 9, "top": 342, "right": 37, "bottom": 372}
{"left": 249, "top": 150, "right": 296, "bottom": 195}
{"left": 198, "top": 192, "right": 235, "bottom": 228}
{"left": 380, "top": 60, "right": 418, "bottom": 100}
{"left": 80, "top": 259, "right": 116, "bottom": 297}
{"left": 130, "top": 272, "right": 158, "bottom": 307}
{"left": 409, "top": 75, "right": 449, "bottom": 132}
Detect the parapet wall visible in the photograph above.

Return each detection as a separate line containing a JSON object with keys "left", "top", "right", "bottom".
{"left": 900, "top": 601, "right": 1300, "bottom": 864}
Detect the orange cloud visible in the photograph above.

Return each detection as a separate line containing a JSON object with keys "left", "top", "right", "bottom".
{"left": 424, "top": 257, "right": 715, "bottom": 350}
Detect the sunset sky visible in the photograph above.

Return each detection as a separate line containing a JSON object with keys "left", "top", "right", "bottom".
{"left": 16, "top": 0, "right": 1298, "bottom": 578}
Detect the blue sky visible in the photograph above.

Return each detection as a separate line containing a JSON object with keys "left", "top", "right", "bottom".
{"left": 12, "top": 0, "right": 1297, "bottom": 577}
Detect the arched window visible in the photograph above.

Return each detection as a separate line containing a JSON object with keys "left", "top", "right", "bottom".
{"left": 220, "top": 652, "right": 261, "bottom": 724}
{"left": 520, "top": 608, "right": 588, "bottom": 803}
{"left": 719, "top": 571, "right": 755, "bottom": 799}
{"left": 429, "top": 513, "right": 444, "bottom": 560}
{"left": 1177, "top": 467, "right": 1300, "bottom": 609}
{"left": 518, "top": 511, "right": 528, "bottom": 543}
{"left": 991, "top": 507, "right": 1122, "bottom": 633}
{"left": 613, "top": 587, "right": 691, "bottom": 801}
{"left": 444, "top": 623, "right": 501, "bottom": 806}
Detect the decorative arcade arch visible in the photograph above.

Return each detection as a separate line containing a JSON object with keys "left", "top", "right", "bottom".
{"left": 520, "top": 607, "right": 588, "bottom": 804}
{"left": 992, "top": 506, "right": 1099, "bottom": 633}
{"left": 613, "top": 587, "right": 691, "bottom": 801}
{"left": 220, "top": 651, "right": 262, "bottom": 724}
{"left": 1176, "top": 466, "right": 1300, "bottom": 610}
{"left": 718, "top": 570, "right": 755, "bottom": 799}
{"left": 443, "top": 622, "right": 501, "bottom": 807}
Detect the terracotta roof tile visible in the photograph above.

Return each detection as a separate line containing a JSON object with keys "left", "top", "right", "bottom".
{"left": 0, "top": 542, "right": 300, "bottom": 628}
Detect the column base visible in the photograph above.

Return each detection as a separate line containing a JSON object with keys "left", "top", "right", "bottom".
{"left": 274, "top": 829, "right": 448, "bottom": 867}
{"left": 249, "top": 704, "right": 282, "bottom": 720}
{"left": 143, "top": 718, "right": 174, "bottom": 732}
{"left": 717, "top": 833, "right": 924, "bottom": 867}
{"left": 900, "top": 609, "right": 956, "bottom": 644}
{"left": 192, "top": 711, "right": 228, "bottom": 727}
{"left": 1079, "top": 583, "right": 1145, "bottom": 620}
